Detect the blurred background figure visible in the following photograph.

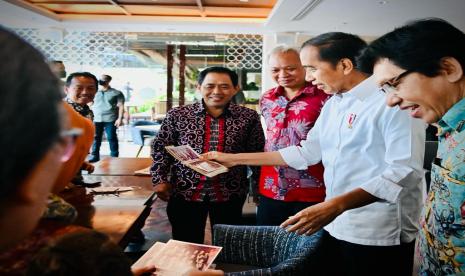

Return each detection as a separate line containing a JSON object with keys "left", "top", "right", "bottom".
{"left": 89, "top": 74, "right": 125, "bottom": 162}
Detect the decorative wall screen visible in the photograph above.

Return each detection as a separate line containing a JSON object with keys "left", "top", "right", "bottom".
{"left": 13, "top": 29, "right": 262, "bottom": 70}
{"left": 13, "top": 29, "right": 147, "bottom": 67}
{"left": 225, "top": 34, "right": 263, "bottom": 70}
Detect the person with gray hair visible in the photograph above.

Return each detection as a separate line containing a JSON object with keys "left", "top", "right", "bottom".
{"left": 256, "top": 45, "right": 329, "bottom": 226}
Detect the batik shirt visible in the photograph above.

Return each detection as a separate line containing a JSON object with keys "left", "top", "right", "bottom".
{"left": 151, "top": 102, "right": 265, "bottom": 202}
{"left": 66, "top": 98, "right": 94, "bottom": 121}
{"left": 418, "top": 97, "right": 465, "bottom": 275}
{"left": 259, "top": 83, "right": 329, "bottom": 202}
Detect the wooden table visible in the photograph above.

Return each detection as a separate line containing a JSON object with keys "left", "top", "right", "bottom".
{"left": 90, "top": 157, "right": 152, "bottom": 176}
{"left": 61, "top": 157, "right": 156, "bottom": 248}
{"left": 62, "top": 174, "right": 155, "bottom": 248}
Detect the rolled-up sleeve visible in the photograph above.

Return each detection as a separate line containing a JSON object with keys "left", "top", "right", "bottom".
{"left": 359, "top": 109, "right": 426, "bottom": 203}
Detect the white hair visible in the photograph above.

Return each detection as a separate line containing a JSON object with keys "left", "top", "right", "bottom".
{"left": 267, "top": 45, "right": 300, "bottom": 64}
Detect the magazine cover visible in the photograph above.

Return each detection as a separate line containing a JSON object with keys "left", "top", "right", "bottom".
{"left": 165, "top": 145, "right": 228, "bottom": 177}
{"left": 131, "top": 240, "right": 222, "bottom": 276}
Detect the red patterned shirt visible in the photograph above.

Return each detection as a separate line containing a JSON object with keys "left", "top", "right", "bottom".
{"left": 259, "top": 82, "right": 329, "bottom": 202}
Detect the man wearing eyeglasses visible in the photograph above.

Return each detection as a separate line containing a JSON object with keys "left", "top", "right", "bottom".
{"left": 359, "top": 18, "right": 465, "bottom": 275}
{"left": 203, "top": 32, "right": 426, "bottom": 276}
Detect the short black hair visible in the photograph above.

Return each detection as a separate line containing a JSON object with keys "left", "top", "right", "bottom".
{"left": 0, "top": 27, "right": 62, "bottom": 201}
{"left": 358, "top": 18, "right": 465, "bottom": 76}
{"left": 66, "top": 72, "right": 98, "bottom": 89}
{"left": 301, "top": 32, "right": 367, "bottom": 68}
{"left": 101, "top": 74, "right": 112, "bottom": 82}
{"left": 50, "top": 60, "right": 64, "bottom": 65}
{"left": 27, "top": 230, "right": 132, "bottom": 276}
{"left": 197, "top": 66, "right": 239, "bottom": 87}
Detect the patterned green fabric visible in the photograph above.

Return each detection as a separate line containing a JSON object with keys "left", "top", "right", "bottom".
{"left": 418, "top": 97, "right": 465, "bottom": 275}
{"left": 42, "top": 194, "right": 77, "bottom": 224}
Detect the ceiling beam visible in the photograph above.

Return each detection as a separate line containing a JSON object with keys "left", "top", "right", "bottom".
{"left": 195, "top": 0, "right": 206, "bottom": 17}
{"left": 5, "top": 0, "right": 61, "bottom": 21}
{"left": 57, "top": 14, "right": 266, "bottom": 23}
{"left": 107, "top": 0, "right": 131, "bottom": 15}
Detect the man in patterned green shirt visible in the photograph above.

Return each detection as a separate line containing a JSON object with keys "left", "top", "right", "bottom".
{"left": 359, "top": 18, "right": 465, "bottom": 275}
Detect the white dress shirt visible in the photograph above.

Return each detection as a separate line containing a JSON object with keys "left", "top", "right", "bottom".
{"left": 279, "top": 76, "right": 426, "bottom": 246}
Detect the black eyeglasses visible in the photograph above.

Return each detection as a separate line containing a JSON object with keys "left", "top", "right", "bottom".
{"left": 380, "top": 69, "right": 414, "bottom": 94}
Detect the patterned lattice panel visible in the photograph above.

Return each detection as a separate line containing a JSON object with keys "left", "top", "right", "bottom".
{"left": 225, "top": 34, "right": 263, "bottom": 70}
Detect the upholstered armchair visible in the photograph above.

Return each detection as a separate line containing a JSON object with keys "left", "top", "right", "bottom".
{"left": 213, "top": 224, "right": 323, "bottom": 276}
{"left": 129, "top": 120, "right": 160, "bottom": 157}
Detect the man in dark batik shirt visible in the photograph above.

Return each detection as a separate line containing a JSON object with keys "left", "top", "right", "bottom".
{"left": 64, "top": 72, "right": 97, "bottom": 121}
{"left": 151, "top": 67, "right": 265, "bottom": 243}
{"left": 64, "top": 72, "right": 98, "bottom": 185}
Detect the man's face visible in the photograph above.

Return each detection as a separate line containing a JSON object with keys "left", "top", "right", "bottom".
{"left": 269, "top": 51, "right": 306, "bottom": 89}
{"left": 197, "top": 72, "right": 238, "bottom": 109}
{"left": 65, "top": 76, "right": 97, "bottom": 105}
{"left": 300, "top": 46, "right": 346, "bottom": 94}
{"left": 373, "top": 58, "right": 448, "bottom": 124}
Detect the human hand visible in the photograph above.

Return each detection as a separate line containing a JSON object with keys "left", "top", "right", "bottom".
{"left": 154, "top": 182, "right": 172, "bottom": 201}
{"left": 253, "top": 195, "right": 259, "bottom": 205}
{"left": 81, "top": 161, "right": 94, "bottom": 174}
{"left": 132, "top": 265, "right": 156, "bottom": 276}
{"left": 201, "top": 151, "right": 236, "bottom": 168}
{"left": 115, "top": 118, "right": 123, "bottom": 127}
{"left": 187, "top": 269, "right": 224, "bottom": 276}
{"left": 280, "top": 200, "right": 343, "bottom": 236}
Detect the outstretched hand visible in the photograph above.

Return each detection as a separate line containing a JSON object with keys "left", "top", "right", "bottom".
{"left": 280, "top": 200, "right": 343, "bottom": 236}
{"left": 201, "top": 151, "right": 236, "bottom": 168}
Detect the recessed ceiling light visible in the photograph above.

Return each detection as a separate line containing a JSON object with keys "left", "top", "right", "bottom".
{"left": 239, "top": 0, "right": 249, "bottom": 2}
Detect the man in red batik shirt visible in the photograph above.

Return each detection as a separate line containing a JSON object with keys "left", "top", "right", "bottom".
{"left": 257, "top": 46, "right": 330, "bottom": 225}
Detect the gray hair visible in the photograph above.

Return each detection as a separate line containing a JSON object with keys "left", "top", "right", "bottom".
{"left": 267, "top": 45, "right": 300, "bottom": 64}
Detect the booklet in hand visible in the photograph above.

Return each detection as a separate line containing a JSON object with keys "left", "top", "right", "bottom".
{"left": 131, "top": 239, "right": 222, "bottom": 276}
{"left": 165, "top": 145, "right": 228, "bottom": 177}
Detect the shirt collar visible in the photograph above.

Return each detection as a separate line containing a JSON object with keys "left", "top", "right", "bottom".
{"left": 438, "top": 97, "right": 465, "bottom": 132}
{"left": 195, "top": 100, "right": 233, "bottom": 117}
{"left": 269, "top": 82, "right": 316, "bottom": 99}
{"left": 65, "top": 97, "right": 87, "bottom": 108}
{"left": 343, "top": 76, "right": 378, "bottom": 101}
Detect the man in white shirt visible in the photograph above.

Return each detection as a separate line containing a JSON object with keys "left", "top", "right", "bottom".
{"left": 203, "top": 32, "right": 426, "bottom": 276}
